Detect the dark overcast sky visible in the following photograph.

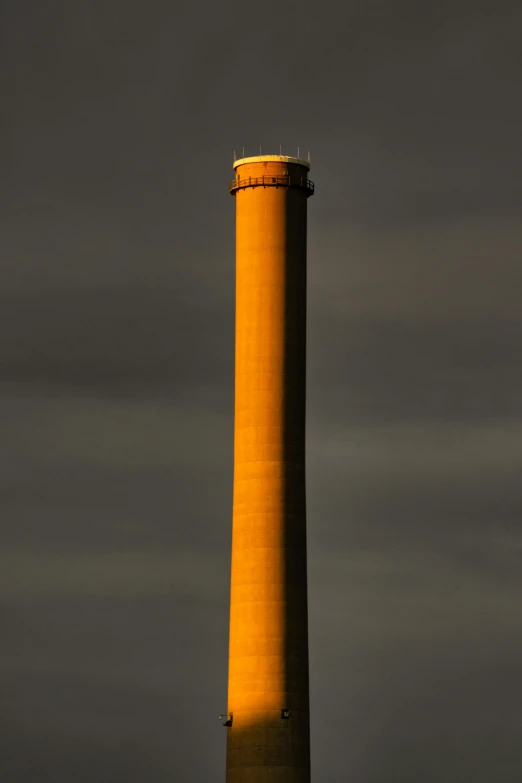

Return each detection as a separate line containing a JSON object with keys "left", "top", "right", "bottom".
{"left": 1, "top": 1, "right": 522, "bottom": 781}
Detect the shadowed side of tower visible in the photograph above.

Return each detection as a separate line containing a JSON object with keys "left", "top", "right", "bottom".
{"left": 226, "top": 156, "right": 314, "bottom": 783}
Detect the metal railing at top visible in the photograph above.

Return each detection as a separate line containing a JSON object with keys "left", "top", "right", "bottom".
{"left": 229, "top": 175, "right": 315, "bottom": 197}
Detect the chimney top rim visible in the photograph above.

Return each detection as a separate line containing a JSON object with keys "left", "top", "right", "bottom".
{"left": 233, "top": 155, "right": 310, "bottom": 171}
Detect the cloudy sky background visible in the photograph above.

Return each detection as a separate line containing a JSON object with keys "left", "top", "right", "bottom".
{"left": 2, "top": 1, "right": 522, "bottom": 780}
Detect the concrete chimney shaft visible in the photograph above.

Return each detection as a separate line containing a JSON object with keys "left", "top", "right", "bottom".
{"left": 226, "top": 155, "right": 314, "bottom": 783}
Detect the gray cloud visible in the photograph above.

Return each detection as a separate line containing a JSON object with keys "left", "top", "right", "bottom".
{"left": 1, "top": 0, "right": 521, "bottom": 780}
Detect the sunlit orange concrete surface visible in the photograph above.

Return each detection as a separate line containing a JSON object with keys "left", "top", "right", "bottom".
{"left": 226, "top": 155, "right": 314, "bottom": 783}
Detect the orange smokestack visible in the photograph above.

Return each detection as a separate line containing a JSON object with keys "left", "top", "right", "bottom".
{"left": 225, "top": 154, "right": 314, "bottom": 782}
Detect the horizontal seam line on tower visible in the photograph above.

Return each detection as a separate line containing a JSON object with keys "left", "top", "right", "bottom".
{"left": 234, "top": 460, "right": 303, "bottom": 465}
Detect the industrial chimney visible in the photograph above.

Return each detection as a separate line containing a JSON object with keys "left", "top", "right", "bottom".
{"left": 225, "top": 154, "right": 314, "bottom": 782}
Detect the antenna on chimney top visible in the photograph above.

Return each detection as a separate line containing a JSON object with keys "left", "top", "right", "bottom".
{"left": 297, "top": 146, "right": 300, "bottom": 160}
{"left": 233, "top": 150, "right": 236, "bottom": 163}
{"left": 308, "top": 151, "right": 311, "bottom": 164}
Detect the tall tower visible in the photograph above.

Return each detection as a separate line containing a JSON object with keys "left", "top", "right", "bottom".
{"left": 226, "top": 154, "right": 314, "bottom": 783}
